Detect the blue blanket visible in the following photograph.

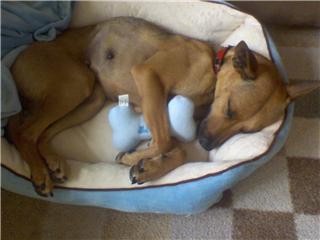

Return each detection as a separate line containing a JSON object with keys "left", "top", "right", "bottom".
{"left": 1, "top": 1, "right": 73, "bottom": 134}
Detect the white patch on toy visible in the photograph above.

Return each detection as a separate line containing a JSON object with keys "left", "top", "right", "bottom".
{"left": 118, "top": 94, "right": 129, "bottom": 107}
{"left": 108, "top": 95, "right": 197, "bottom": 152}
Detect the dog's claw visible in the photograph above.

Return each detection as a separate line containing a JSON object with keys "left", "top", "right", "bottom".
{"left": 131, "top": 177, "right": 137, "bottom": 184}
{"left": 33, "top": 183, "right": 49, "bottom": 197}
{"left": 49, "top": 168, "right": 67, "bottom": 184}
{"left": 129, "top": 166, "right": 137, "bottom": 184}
{"left": 37, "top": 191, "right": 49, "bottom": 198}
{"left": 33, "top": 182, "right": 54, "bottom": 197}
{"left": 50, "top": 175, "right": 65, "bottom": 184}
{"left": 31, "top": 172, "right": 54, "bottom": 197}
{"left": 35, "top": 189, "right": 48, "bottom": 197}
{"left": 129, "top": 159, "right": 149, "bottom": 185}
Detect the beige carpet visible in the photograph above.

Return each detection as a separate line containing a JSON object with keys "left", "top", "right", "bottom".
{"left": 1, "top": 25, "right": 320, "bottom": 240}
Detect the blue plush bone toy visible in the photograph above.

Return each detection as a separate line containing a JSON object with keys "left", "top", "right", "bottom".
{"left": 108, "top": 95, "right": 196, "bottom": 152}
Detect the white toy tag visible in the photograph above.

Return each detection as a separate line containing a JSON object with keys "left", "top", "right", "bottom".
{"left": 118, "top": 94, "right": 129, "bottom": 107}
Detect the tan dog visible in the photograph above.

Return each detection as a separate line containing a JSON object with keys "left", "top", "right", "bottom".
{"left": 7, "top": 17, "right": 319, "bottom": 196}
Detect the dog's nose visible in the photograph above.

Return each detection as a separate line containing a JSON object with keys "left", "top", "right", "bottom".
{"left": 199, "top": 137, "right": 214, "bottom": 151}
{"left": 198, "top": 120, "right": 214, "bottom": 151}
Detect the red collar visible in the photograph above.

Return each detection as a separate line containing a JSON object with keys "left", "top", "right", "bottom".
{"left": 214, "top": 46, "right": 232, "bottom": 74}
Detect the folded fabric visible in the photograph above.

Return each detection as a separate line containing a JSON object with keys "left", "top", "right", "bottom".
{"left": 1, "top": 1, "right": 73, "bottom": 134}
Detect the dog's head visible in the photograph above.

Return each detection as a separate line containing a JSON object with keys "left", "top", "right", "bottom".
{"left": 199, "top": 41, "right": 320, "bottom": 151}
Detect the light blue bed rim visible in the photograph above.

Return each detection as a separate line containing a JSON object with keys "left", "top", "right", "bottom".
{"left": 1, "top": 1, "right": 293, "bottom": 215}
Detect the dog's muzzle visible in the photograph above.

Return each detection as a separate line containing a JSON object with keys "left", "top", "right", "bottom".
{"left": 198, "top": 120, "right": 218, "bottom": 151}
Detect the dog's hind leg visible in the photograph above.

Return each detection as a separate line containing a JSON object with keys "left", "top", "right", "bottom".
{"left": 38, "top": 82, "right": 106, "bottom": 182}
{"left": 7, "top": 113, "right": 54, "bottom": 196}
{"left": 7, "top": 48, "right": 96, "bottom": 196}
{"left": 7, "top": 79, "right": 96, "bottom": 195}
{"left": 7, "top": 109, "right": 68, "bottom": 197}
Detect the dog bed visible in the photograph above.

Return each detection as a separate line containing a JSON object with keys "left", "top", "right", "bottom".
{"left": 1, "top": 1, "right": 293, "bottom": 214}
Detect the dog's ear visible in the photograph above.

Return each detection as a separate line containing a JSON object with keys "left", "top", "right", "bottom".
{"left": 232, "top": 41, "right": 258, "bottom": 80}
{"left": 286, "top": 81, "right": 320, "bottom": 101}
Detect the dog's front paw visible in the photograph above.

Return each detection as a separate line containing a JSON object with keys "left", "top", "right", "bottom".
{"left": 115, "top": 151, "right": 140, "bottom": 166}
{"left": 129, "top": 147, "right": 186, "bottom": 185}
{"left": 31, "top": 167, "right": 54, "bottom": 197}
{"left": 129, "top": 155, "right": 164, "bottom": 185}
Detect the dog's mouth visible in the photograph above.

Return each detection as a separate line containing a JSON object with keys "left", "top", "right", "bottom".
{"left": 197, "top": 126, "right": 223, "bottom": 151}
